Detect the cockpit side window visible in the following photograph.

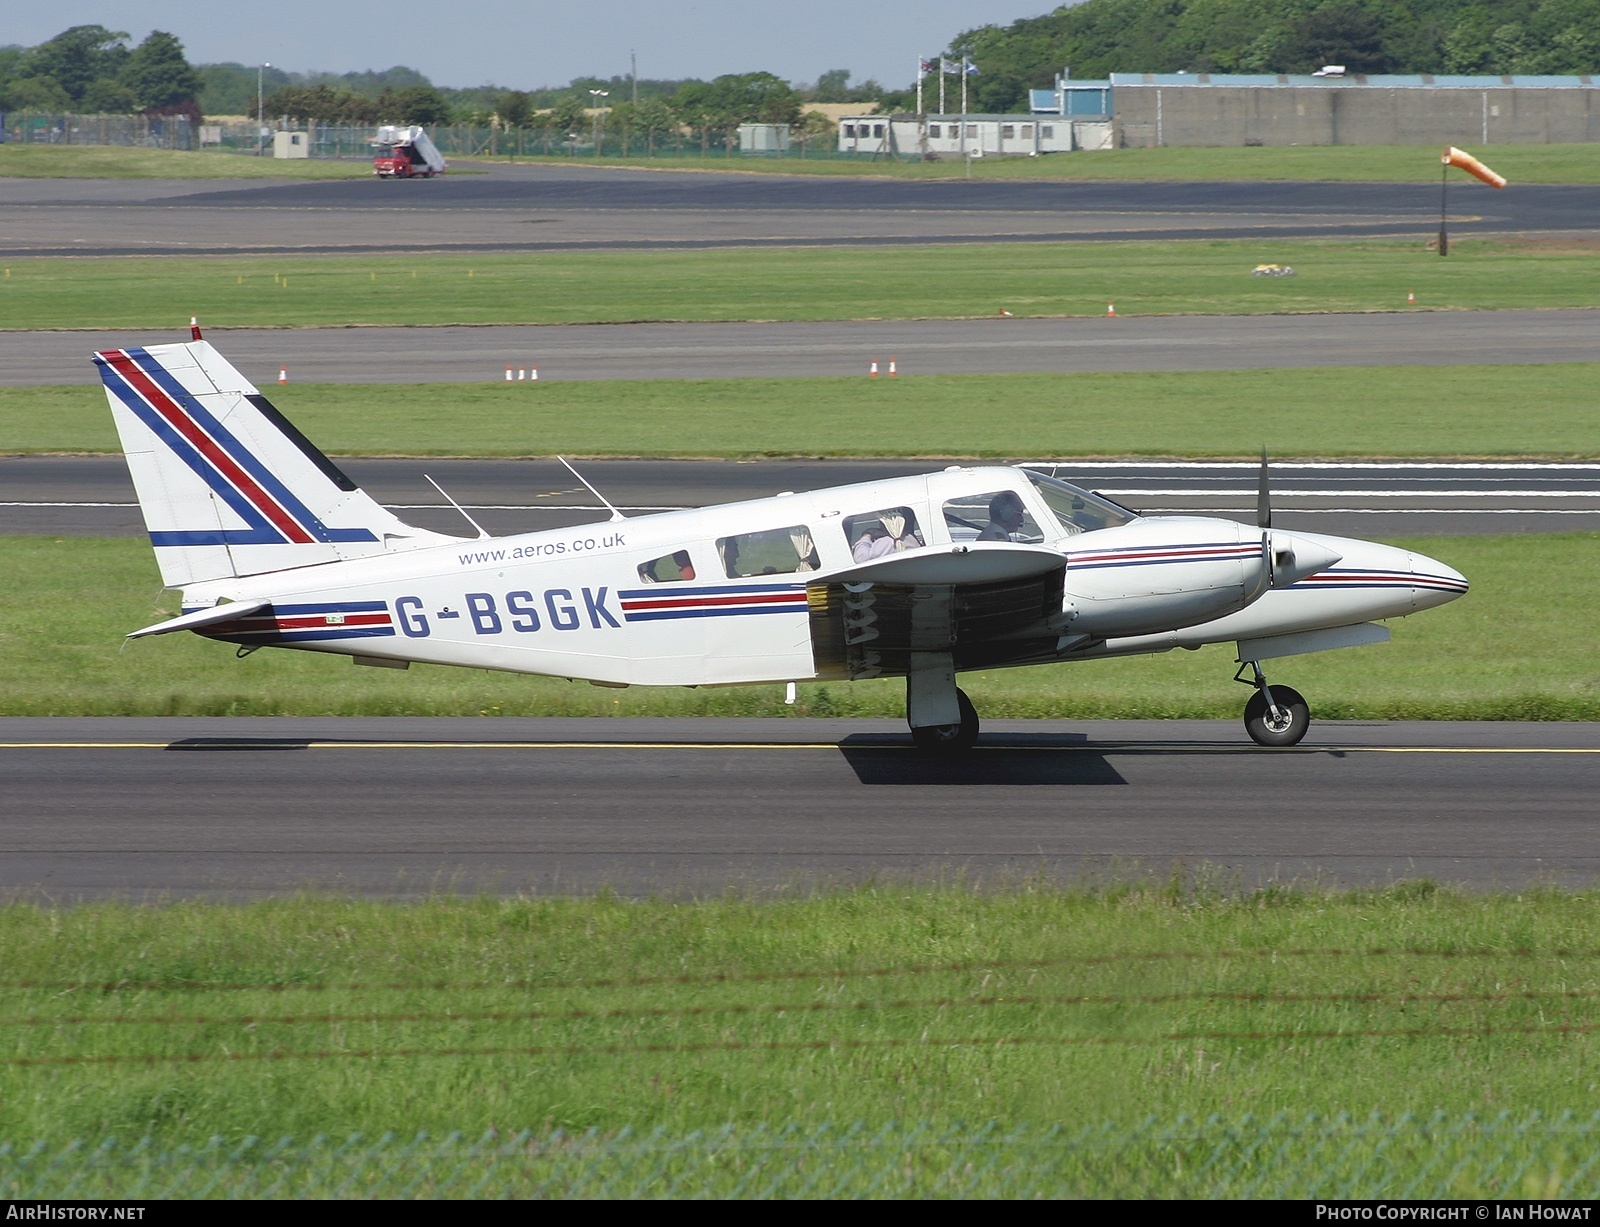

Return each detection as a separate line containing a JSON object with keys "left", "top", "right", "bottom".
{"left": 717, "top": 525, "right": 820, "bottom": 578}
{"left": 1024, "top": 470, "right": 1137, "bottom": 536}
{"left": 942, "top": 490, "right": 1045, "bottom": 545}
{"left": 844, "top": 507, "right": 925, "bottom": 563}
{"left": 637, "top": 550, "right": 698, "bottom": 584}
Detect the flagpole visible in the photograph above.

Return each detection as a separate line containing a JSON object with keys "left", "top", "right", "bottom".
{"left": 916, "top": 59, "right": 923, "bottom": 118}
{"left": 939, "top": 61, "right": 946, "bottom": 116}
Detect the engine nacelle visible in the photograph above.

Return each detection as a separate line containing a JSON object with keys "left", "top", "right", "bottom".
{"left": 1062, "top": 518, "right": 1340, "bottom": 638}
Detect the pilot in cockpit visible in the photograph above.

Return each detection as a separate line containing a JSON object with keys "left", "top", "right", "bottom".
{"left": 977, "top": 490, "right": 1028, "bottom": 542}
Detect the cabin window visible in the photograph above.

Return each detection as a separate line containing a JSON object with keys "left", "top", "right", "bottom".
{"left": 637, "top": 550, "right": 698, "bottom": 583}
{"left": 873, "top": 124, "right": 884, "bottom": 137}
{"left": 844, "top": 507, "right": 925, "bottom": 563}
{"left": 718, "top": 525, "right": 820, "bottom": 578}
{"left": 842, "top": 124, "right": 855, "bottom": 137}
{"left": 1041, "top": 125, "right": 1054, "bottom": 138}
{"left": 1021, "top": 125, "right": 1033, "bottom": 138}
{"left": 1025, "top": 470, "right": 1137, "bottom": 536}
{"left": 927, "top": 124, "right": 941, "bottom": 138}
{"left": 942, "top": 490, "right": 1045, "bottom": 545}
{"left": 1001, "top": 125, "right": 1015, "bottom": 138}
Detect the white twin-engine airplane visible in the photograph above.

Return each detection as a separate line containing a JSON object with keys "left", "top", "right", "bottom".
{"left": 98, "top": 337, "right": 1469, "bottom": 751}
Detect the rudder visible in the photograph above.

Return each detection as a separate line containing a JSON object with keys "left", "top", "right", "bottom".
{"left": 95, "top": 340, "right": 453, "bottom": 587}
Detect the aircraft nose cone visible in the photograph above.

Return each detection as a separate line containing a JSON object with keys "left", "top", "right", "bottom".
{"left": 1270, "top": 532, "right": 1342, "bottom": 587}
{"left": 1409, "top": 551, "right": 1470, "bottom": 608}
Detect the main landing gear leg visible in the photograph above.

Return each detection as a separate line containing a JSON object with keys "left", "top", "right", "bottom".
{"left": 1236, "top": 659, "right": 1310, "bottom": 748}
{"left": 907, "top": 652, "right": 979, "bottom": 754}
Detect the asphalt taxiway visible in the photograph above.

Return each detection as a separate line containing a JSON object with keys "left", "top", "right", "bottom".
{"left": 7, "top": 309, "right": 1600, "bottom": 386}
{"left": 0, "top": 162, "right": 1588, "bottom": 257}
{"left": 2, "top": 718, "right": 1596, "bottom": 899}
{"left": 5, "top": 455, "right": 1595, "bottom": 539}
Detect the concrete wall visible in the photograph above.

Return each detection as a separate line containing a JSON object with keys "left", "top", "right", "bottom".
{"left": 1113, "top": 85, "right": 1600, "bottom": 147}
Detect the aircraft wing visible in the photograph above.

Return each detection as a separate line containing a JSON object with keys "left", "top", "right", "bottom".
{"left": 127, "top": 598, "right": 272, "bottom": 639}
{"left": 807, "top": 543, "right": 1071, "bottom": 680}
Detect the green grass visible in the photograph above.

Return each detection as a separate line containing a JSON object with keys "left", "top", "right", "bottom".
{"left": 2, "top": 534, "right": 1593, "bottom": 719}
{"left": 11, "top": 363, "right": 1600, "bottom": 459}
{"left": 3, "top": 237, "right": 1597, "bottom": 330}
{"left": 0, "top": 145, "right": 374, "bottom": 179}
{"left": 5, "top": 884, "right": 1600, "bottom": 1148}
{"left": 497, "top": 141, "right": 1600, "bottom": 183}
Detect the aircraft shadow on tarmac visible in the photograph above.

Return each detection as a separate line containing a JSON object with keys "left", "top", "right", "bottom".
{"left": 837, "top": 733, "right": 1127, "bottom": 786}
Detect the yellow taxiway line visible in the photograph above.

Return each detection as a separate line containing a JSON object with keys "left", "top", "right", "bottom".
{"left": 0, "top": 742, "right": 1597, "bottom": 754}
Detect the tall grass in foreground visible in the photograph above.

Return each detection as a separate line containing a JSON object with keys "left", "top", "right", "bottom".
{"left": 4, "top": 884, "right": 1600, "bottom": 1146}
{"left": 1, "top": 534, "right": 1594, "bottom": 718}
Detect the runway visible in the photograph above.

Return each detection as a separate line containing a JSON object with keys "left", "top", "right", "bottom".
{"left": 3, "top": 717, "right": 1597, "bottom": 899}
{"left": 7, "top": 309, "right": 1600, "bottom": 386}
{"left": 6, "top": 455, "right": 1596, "bottom": 538}
{"left": 0, "top": 163, "right": 1586, "bottom": 257}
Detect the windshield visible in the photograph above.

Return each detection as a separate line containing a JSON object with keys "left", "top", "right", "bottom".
{"left": 1025, "top": 470, "right": 1137, "bottom": 536}
{"left": 373, "top": 144, "right": 398, "bottom": 155}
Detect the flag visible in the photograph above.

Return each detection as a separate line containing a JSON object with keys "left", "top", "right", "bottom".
{"left": 941, "top": 59, "right": 959, "bottom": 74}
{"left": 965, "top": 61, "right": 981, "bottom": 75}
{"left": 920, "top": 57, "right": 936, "bottom": 74}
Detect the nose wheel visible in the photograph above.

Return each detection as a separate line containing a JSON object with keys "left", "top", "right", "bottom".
{"left": 1236, "top": 660, "right": 1310, "bottom": 747}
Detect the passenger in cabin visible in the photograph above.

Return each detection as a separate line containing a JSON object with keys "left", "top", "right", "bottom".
{"left": 977, "top": 490, "right": 1028, "bottom": 542}
{"left": 852, "top": 520, "right": 896, "bottom": 562}
{"left": 638, "top": 550, "right": 697, "bottom": 583}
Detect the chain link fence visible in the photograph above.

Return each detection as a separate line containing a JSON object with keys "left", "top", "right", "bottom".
{"left": 4, "top": 1113, "right": 1600, "bottom": 1198}
{"left": 0, "top": 113, "right": 866, "bottom": 162}
{"left": 1, "top": 112, "right": 195, "bottom": 150}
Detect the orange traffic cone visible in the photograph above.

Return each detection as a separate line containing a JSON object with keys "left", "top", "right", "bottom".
{"left": 505, "top": 366, "right": 513, "bottom": 381}
{"left": 518, "top": 367, "right": 526, "bottom": 380}
{"left": 530, "top": 366, "right": 539, "bottom": 381}
{"left": 1408, "top": 291, "right": 1416, "bottom": 305}
{"left": 998, "top": 308, "right": 1013, "bottom": 317}
{"left": 190, "top": 316, "right": 202, "bottom": 341}
{"left": 1107, "top": 303, "right": 1117, "bottom": 317}
{"left": 888, "top": 359, "right": 898, "bottom": 377}
{"left": 869, "top": 360, "right": 879, "bottom": 378}
{"left": 278, "top": 367, "right": 288, "bottom": 384}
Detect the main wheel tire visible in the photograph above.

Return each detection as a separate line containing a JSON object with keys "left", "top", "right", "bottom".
{"left": 1244, "top": 685, "right": 1310, "bottom": 747}
{"left": 910, "top": 688, "right": 980, "bottom": 755}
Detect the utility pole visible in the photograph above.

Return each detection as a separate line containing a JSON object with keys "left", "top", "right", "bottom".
{"left": 589, "top": 89, "right": 609, "bottom": 156}
{"left": 631, "top": 52, "right": 638, "bottom": 107}
{"left": 258, "top": 63, "right": 270, "bottom": 156}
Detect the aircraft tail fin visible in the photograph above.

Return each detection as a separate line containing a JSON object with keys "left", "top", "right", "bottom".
{"left": 94, "top": 340, "right": 456, "bottom": 588}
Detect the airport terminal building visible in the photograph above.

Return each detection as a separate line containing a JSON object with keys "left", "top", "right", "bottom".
{"left": 833, "top": 70, "right": 1600, "bottom": 156}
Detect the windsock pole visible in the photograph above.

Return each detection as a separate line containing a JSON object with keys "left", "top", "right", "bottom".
{"left": 1439, "top": 161, "right": 1449, "bottom": 257}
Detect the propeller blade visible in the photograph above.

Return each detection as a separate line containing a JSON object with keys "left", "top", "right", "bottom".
{"left": 1256, "top": 446, "right": 1272, "bottom": 529}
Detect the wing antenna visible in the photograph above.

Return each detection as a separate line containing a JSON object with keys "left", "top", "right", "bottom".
{"left": 425, "top": 474, "right": 491, "bottom": 539}
{"left": 557, "top": 455, "right": 625, "bottom": 522}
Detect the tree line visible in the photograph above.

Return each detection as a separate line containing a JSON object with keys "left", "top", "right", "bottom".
{"left": 0, "top": 26, "right": 202, "bottom": 119}
{"left": 927, "top": 0, "right": 1600, "bottom": 114}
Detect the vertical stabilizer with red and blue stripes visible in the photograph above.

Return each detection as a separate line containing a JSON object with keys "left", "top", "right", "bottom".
{"left": 95, "top": 340, "right": 455, "bottom": 587}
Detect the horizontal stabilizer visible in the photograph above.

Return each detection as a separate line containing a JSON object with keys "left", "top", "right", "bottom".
{"left": 127, "top": 598, "right": 271, "bottom": 640}
{"left": 826, "top": 542, "right": 1065, "bottom": 587}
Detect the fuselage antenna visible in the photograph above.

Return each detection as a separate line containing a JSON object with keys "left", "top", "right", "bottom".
{"left": 557, "top": 455, "right": 626, "bottom": 522}
{"left": 424, "top": 474, "right": 491, "bottom": 539}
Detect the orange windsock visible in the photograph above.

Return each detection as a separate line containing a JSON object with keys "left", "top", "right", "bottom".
{"left": 1442, "top": 146, "right": 1507, "bottom": 188}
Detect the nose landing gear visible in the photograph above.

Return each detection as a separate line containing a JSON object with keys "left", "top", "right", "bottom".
{"left": 1236, "top": 660, "right": 1310, "bottom": 747}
